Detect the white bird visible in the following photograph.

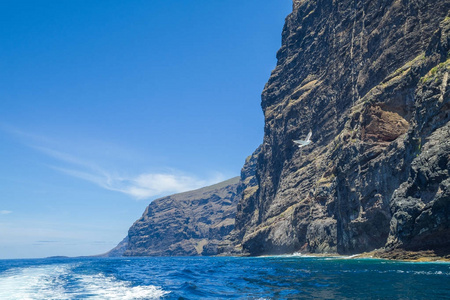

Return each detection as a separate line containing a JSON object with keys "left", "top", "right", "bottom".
{"left": 293, "top": 130, "right": 312, "bottom": 148}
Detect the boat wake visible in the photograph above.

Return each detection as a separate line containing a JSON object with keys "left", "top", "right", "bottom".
{"left": 0, "top": 263, "right": 168, "bottom": 299}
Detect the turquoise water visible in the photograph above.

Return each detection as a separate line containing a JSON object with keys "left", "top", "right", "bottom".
{"left": 0, "top": 256, "right": 449, "bottom": 299}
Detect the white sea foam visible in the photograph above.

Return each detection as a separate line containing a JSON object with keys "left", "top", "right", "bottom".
{"left": 291, "top": 252, "right": 318, "bottom": 258}
{"left": 391, "top": 270, "right": 450, "bottom": 276}
{"left": 75, "top": 272, "right": 169, "bottom": 299}
{"left": 0, "top": 264, "right": 71, "bottom": 300}
{"left": 339, "top": 268, "right": 450, "bottom": 276}
{"left": 0, "top": 263, "right": 169, "bottom": 299}
{"left": 261, "top": 252, "right": 322, "bottom": 258}
{"left": 291, "top": 252, "right": 344, "bottom": 259}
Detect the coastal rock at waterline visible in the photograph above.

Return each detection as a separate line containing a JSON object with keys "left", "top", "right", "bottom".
{"left": 122, "top": 177, "right": 240, "bottom": 256}
{"left": 222, "top": 0, "right": 450, "bottom": 256}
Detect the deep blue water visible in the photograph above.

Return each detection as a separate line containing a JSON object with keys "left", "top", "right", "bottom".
{"left": 0, "top": 255, "right": 449, "bottom": 299}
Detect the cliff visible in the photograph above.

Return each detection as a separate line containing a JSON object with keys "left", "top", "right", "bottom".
{"left": 110, "top": 0, "right": 449, "bottom": 259}
{"left": 222, "top": 0, "right": 450, "bottom": 257}
{"left": 122, "top": 177, "right": 240, "bottom": 256}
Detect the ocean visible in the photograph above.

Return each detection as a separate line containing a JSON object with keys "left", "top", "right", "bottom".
{"left": 0, "top": 255, "right": 449, "bottom": 299}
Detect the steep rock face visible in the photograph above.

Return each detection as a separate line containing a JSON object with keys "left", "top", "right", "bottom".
{"left": 386, "top": 58, "right": 450, "bottom": 253}
{"left": 230, "top": 0, "right": 450, "bottom": 256}
{"left": 123, "top": 177, "right": 240, "bottom": 256}
{"left": 218, "top": 147, "right": 261, "bottom": 255}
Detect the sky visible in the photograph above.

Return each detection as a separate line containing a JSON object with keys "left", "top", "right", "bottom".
{"left": 0, "top": 0, "right": 292, "bottom": 259}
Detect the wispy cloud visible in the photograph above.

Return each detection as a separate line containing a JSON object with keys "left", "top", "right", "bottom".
{"left": 1, "top": 124, "right": 50, "bottom": 142}
{"left": 3, "top": 126, "right": 225, "bottom": 200}
{"left": 35, "top": 240, "right": 58, "bottom": 243}
{"left": 0, "top": 210, "right": 12, "bottom": 215}
{"left": 52, "top": 163, "right": 223, "bottom": 199}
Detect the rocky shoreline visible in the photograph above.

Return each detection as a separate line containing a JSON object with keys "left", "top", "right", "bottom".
{"left": 360, "top": 249, "right": 450, "bottom": 262}
{"left": 219, "top": 249, "right": 450, "bottom": 262}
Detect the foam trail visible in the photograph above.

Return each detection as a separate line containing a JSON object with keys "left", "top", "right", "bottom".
{"left": 75, "top": 273, "right": 169, "bottom": 299}
{"left": 0, "top": 264, "right": 70, "bottom": 300}
{"left": 0, "top": 264, "right": 169, "bottom": 299}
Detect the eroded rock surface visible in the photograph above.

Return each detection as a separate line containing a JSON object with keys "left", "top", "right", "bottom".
{"left": 222, "top": 0, "right": 450, "bottom": 256}
{"left": 123, "top": 177, "right": 240, "bottom": 256}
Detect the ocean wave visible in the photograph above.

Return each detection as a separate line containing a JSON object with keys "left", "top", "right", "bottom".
{"left": 76, "top": 272, "right": 169, "bottom": 299}
{"left": 0, "top": 263, "right": 168, "bottom": 299}
{"left": 387, "top": 270, "right": 450, "bottom": 276}
{"left": 290, "top": 252, "right": 346, "bottom": 259}
{"left": 338, "top": 268, "right": 450, "bottom": 276}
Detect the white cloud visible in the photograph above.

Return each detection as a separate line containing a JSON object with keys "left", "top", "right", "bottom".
{"left": 3, "top": 126, "right": 227, "bottom": 200}
{"left": 40, "top": 147, "right": 225, "bottom": 199}
{"left": 0, "top": 210, "right": 12, "bottom": 215}
{"left": 53, "top": 166, "right": 223, "bottom": 199}
{"left": 120, "top": 173, "right": 214, "bottom": 199}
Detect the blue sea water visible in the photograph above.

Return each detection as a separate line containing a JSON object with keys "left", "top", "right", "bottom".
{"left": 0, "top": 255, "right": 449, "bottom": 299}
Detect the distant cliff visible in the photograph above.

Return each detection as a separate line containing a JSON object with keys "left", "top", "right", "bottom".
{"left": 121, "top": 177, "right": 240, "bottom": 256}
{"left": 221, "top": 0, "right": 450, "bottom": 257}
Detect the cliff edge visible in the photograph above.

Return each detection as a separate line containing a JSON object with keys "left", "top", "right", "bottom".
{"left": 222, "top": 0, "right": 450, "bottom": 257}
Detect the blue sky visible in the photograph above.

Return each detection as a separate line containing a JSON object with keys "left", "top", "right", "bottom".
{"left": 0, "top": 0, "right": 292, "bottom": 259}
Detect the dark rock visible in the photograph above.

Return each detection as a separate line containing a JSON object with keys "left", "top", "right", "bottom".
{"left": 122, "top": 177, "right": 240, "bottom": 256}
{"left": 223, "top": 0, "right": 450, "bottom": 256}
